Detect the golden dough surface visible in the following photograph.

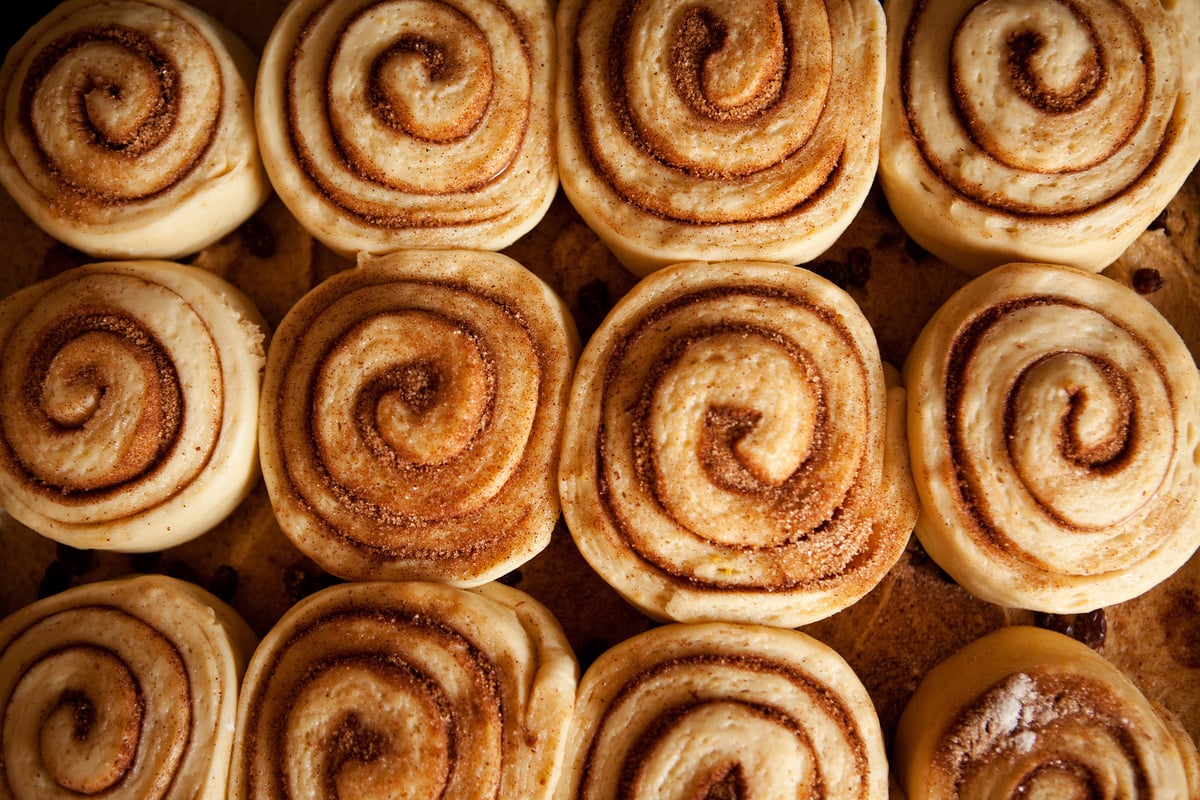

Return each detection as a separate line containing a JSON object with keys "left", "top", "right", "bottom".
{"left": 0, "top": 0, "right": 1197, "bottom": 757}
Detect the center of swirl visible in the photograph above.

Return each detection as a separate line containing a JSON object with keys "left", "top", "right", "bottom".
{"left": 636, "top": 326, "right": 827, "bottom": 547}
{"left": 368, "top": 32, "right": 493, "bottom": 143}
{"left": 695, "top": 762, "right": 748, "bottom": 800}
{"left": 319, "top": 311, "right": 494, "bottom": 472}
{"left": 25, "top": 25, "right": 177, "bottom": 160}
{"left": 19, "top": 646, "right": 145, "bottom": 795}
{"left": 669, "top": 7, "right": 784, "bottom": 123}
{"left": 285, "top": 656, "right": 456, "bottom": 800}
{"left": 1005, "top": 28, "right": 1102, "bottom": 114}
{"left": 21, "top": 310, "right": 182, "bottom": 493}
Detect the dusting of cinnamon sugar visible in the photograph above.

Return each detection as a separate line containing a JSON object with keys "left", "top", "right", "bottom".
{"left": 935, "top": 671, "right": 1143, "bottom": 794}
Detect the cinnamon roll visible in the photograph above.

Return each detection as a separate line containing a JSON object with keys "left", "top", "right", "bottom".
{"left": 556, "top": 622, "right": 889, "bottom": 800}
{"left": 558, "top": 260, "right": 918, "bottom": 628}
{"left": 259, "top": 249, "right": 579, "bottom": 584}
{"left": 556, "top": 0, "right": 886, "bottom": 275}
{"left": 0, "top": 260, "right": 266, "bottom": 552}
{"left": 894, "top": 625, "right": 1200, "bottom": 800}
{"left": 881, "top": 0, "right": 1200, "bottom": 275}
{"left": 904, "top": 262, "right": 1200, "bottom": 613}
{"left": 0, "top": 574, "right": 257, "bottom": 800}
{"left": 229, "top": 580, "right": 578, "bottom": 800}
{"left": 255, "top": 0, "right": 557, "bottom": 256}
{"left": 0, "top": 0, "right": 269, "bottom": 260}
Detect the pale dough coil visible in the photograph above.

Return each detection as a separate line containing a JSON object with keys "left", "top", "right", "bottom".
{"left": 555, "top": 0, "right": 886, "bottom": 275}
{"left": 259, "top": 249, "right": 579, "bottom": 584}
{"left": 558, "top": 260, "right": 918, "bottom": 628}
{"left": 255, "top": 0, "right": 557, "bottom": 256}
{"left": 894, "top": 625, "right": 1200, "bottom": 800}
{"left": 0, "top": 574, "right": 257, "bottom": 800}
{"left": 881, "top": 0, "right": 1200, "bottom": 275}
{"left": 555, "top": 622, "right": 889, "bottom": 800}
{"left": 0, "top": 0, "right": 269, "bottom": 260}
{"left": 229, "top": 580, "right": 578, "bottom": 800}
{"left": 0, "top": 260, "right": 266, "bottom": 552}
{"left": 904, "top": 262, "right": 1200, "bottom": 612}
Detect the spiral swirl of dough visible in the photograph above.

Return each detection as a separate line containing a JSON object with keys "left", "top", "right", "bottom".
{"left": 259, "top": 250, "right": 578, "bottom": 584}
{"left": 904, "top": 262, "right": 1200, "bottom": 612}
{"left": 0, "top": 261, "right": 266, "bottom": 552}
{"left": 255, "top": 0, "right": 557, "bottom": 256}
{"left": 558, "top": 261, "right": 917, "bottom": 628}
{"left": 555, "top": 622, "right": 888, "bottom": 800}
{"left": 229, "top": 580, "right": 578, "bottom": 800}
{"left": 0, "top": 0, "right": 268, "bottom": 259}
{"left": 881, "top": 0, "right": 1200, "bottom": 275}
{"left": 0, "top": 575, "right": 257, "bottom": 800}
{"left": 894, "top": 626, "right": 1200, "bottom": 800}
{"left": 556, "top": 0, "right": 886, "bottom": 275}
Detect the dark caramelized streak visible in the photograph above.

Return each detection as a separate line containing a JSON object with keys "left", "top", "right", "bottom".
{"left": 1005, "top": 28, "right": 1102, "bottom": 114}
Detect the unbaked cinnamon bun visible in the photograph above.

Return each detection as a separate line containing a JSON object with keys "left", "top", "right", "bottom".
{"left": 556, "top": 0, "right": 886, "bottom": 275}
{"left": 0, "top": 0, "right": 269, "bottom": 259}
{"left": 255, "top": 0, "right": 557, "bottom": 255}
{"left": 881, "top": 0, "right": 1200, "bottom": 274}
{"left": 229, "top": 580, "right": 578, "bottom": 800}
{"left": 259, "top": 249, "right": 578, "bottom": 584}
{"left": 904, "top": 262, "right": 1200, "bottom": 612}
{"left": 558, "top": 260, "right": 917, "bottom": 628}
{"left": 894, "top": 625, "right": 1200, "bottom": 800}
{"left": 556, "top": 622, "right": 889, "bottom": 800}
{"left": 0, "top": 260, "right": 266, "bottom": 552}
{"left": 0, "top": 574, "right": 257, "bottom": 800}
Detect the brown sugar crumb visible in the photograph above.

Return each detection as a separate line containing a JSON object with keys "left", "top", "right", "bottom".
{"left": 207, "top": 564, "right": 239, "bottom": 603}
{"left": 1163, "top": 589, "right": 1200, "bottom": 669}
{"left": 238, "top": 215, "right": 277, "bottom": 259}
{"left": 811, "top": 253, "right": 869, "bottom": 290}
{"left": 37, "top": 561, "right": 72, "bottom": 598}
{"left": 1131, "top": 268, "right": 1165, "bottom": 295}
{"left": 1034, "top": 610, "right": 1107, "bottom": 651}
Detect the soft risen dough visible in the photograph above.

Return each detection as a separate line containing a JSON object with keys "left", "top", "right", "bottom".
{"left": 894, "top": 626, "right": 1200, "bottom": 800}
{"left": 558, "top": 260, "right": 917, "bottom": 628}
{"left": 0, "top": 260, "right": 266, "bottom": 552}
{"left": 556, "top": 622, "right": 889, "bottom": 800}
{"left": 880, "top": 0, "right": 1200, "bottom": 275}
{"left": 229, "top": 580, "right": 578, "bottom": 800}
{"left": 259, "top": 249, "right": 579, "bottom": 585}
{"left": 556, "top": 0, "right": 886, "bottom": 275}
{"left": 0, "top": 574, "right": 257, "bottom": 800}
{"left": 0, "top": 0, "right": 269, "bottom": 259}
{"left": 904, "top": 262, "right": 1200, "bottom": 612}
{"left": 255, "top": 0, "right": 557, "bottom": 256}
